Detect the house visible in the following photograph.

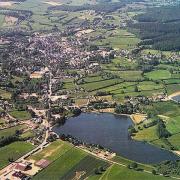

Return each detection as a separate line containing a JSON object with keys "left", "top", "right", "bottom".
{"left": 12, "top": 171, "right": 30, "bottom": 180}
{"left": 35, "top": 159, "right": 51, "bottom": 168}
{"left": 15, "top": 162, "right": 32, "bottom": 171}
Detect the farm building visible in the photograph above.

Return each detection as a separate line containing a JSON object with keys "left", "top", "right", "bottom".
{"left": 35, "top": 159, "right": 51, "bottom": 168}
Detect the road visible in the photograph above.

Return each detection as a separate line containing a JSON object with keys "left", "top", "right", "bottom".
{"left": 0, "top": 70, "right": 53, "bottom": 179}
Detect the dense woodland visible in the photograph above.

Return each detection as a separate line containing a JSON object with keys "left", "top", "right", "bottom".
{"left": 129, "top": 6, "right": 180, "bottom": 51}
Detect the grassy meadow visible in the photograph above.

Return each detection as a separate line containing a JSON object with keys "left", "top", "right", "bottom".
{"left": 0, "top": 141, "right": 34, "bottom": 169}
{"left": 9, "top": 109, "right": 32, "bottom": 120}
{"left": 0, "top": 125, "right": 27, "bottom": 138}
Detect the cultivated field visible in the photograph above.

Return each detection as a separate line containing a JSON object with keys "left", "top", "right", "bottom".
{"left": 0, "top": 141, "right": 34, "bottom": 169}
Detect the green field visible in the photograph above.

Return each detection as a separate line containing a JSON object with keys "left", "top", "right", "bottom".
{"left": 83, "top": 75, "right": 105, "bottom": 83}
{"left": 93, "top": 164, "right": 167, "bottom": 180}
{"left": 62, "top": 155, "right": 110, "bottom": 180}
{"left": 145, "top": 70, "right": 171, "bottom": 80}
{"left": 138, "top": 81, "right": 163, "bottom": 91}
{"left": 20, "top": 130, "right": 35, "bottom": 139}
{"left": 63, "top": 79, "right": 76, "bottom": 90}
{"left": 33, "top": 147, "right": 87, "bottom": 180}
{"left": 168, "top": 133, "right": 180, "bottom": 150}
{"left": 0, "top": 125, "right": 27, "bottom": 138}
{"left": 164, "top": 79, "right": 180, "bottom": 85}
{"left": 112, "top": 155, "right": 154, "bottom": 172}
{"left": 166, "top": 116, "right": 180, "bottom": 134}
{"left": 95, "top": 29, "right": 140, "bottom": 50}
{"left": 134, "top": 125, "right": 158, "bottom": 141}
{"left": 137, "top": 101, "right": 180, "bottom": 150}
{"left": 142, "top": 102, "right": 180, "bottom": 135}
{"left": 32, "top": 140, "right": 167, "bottom": 180}
{"left": 104, "top": 70, "right": 143, "bottom": 81}
{"left": 32, "top": 140, "right": 109, "bottom": 180}
{"left": 80, "top": 78, "right": 123, "bottom": 92}
{"left": 0, "top": 141, "right": 34, "bottom": 169}
{"left": 143, "top": 101, "right": 180, "bottom": 118}
{"left": 102, "top": 81, "right": 136, "bottom": 92}
{"left": 9, "top": 110, "right": 32, "bottom": 120}
{"left": 30, "top": 140, "right": 73, "bottom": 161}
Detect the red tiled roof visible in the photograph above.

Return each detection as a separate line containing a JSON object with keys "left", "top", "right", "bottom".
{"left": 15, "top": 163, "right": 27, "bottom": 171}
{"left": 35, "top": 159, "right": 50, "bottom": 168}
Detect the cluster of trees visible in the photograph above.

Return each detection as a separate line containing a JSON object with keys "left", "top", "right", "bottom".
{"left": 157, "top": 119, "right": 171, "bottom": 139}
{"left": 129, "top": 5, "right": 180, "bottom": 51}
{"left": 12, "top": 96, "right": 39, "bottom": 110}
{"left": 143, "top": 119, "right": 157, "bottom": 128}
{"left": 52, "top": 82, "right": 63, "bottom": 94}
{"left": 0, "top": 136, "right": 19, "bottom": 147}
{"left": 60, "top": 134, "right": 111, "bottom": 152}
{"left": 71, "top": 108, "right": 81, "bottom": 116}
{"left": 100, "top": 72, "right": 119, "bottom": 79}
{"left": 127, "top": 162, "right": 143, "bottom": 171}
{"left": 47, "top": 133, "right": 58, "bottom": 142}
{"left": 95, "top": 166, "right": 107, "bottom": 175}
{"left": 115, "top": 103, "right": 138, "bottom": 114}
{"left": 96, "top": 91, "right": 111, "bottom": 96}
{"left": 51, "top": 106, "right": 65, "bottom": 115}
{"left": 0, "top": 132, "right": 22, "bottom": 148}
{"left": 54, "top": 116, "right": 66, "bottom": 125}
{"left": 92, "top": 102, "right": 115, "bottom": 109}
{"left": 14, "top": 78, "right": 48, "bottom": 95}
{"left": 138, "top": 57, "right": 160, "bottom": 73}
{"left": 128, "top": 125, "right": 137, "bottom": 136}
{"left": 156, "top": 160, "right": 180, "bottom": 177}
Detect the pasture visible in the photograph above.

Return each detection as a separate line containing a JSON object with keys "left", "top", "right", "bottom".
{"left": 0, "top": 141, "right": 34, "bottom": 169}
{"left": 62, "top": 155, "right": 110, "bottom": 179}
{"left": 33, "top": 147, "right": 87, "bottom": 179}
{"left": 95, "top": 29, "right": 140, "bottom": 50}
{"left": 97, "top": 164, "right": 167, "bottom": 180}
{"left": 166, "top": 116, "right": 180, "bottom": 134}
{"left": 168, "top": 133, "right": 180, "bottom": 150}
{"left": 104, "top": 70, "right": 143, "bottom": 81}
{"left": 30, "top": 140, "right": 73, "bottom": 161}
{"left": 138, "top": 81, "right": 163, "bottom": 91}
{"left": 9, "top": 110, "right": 31, "bottom": 121}
{"left": 0, "top": 125, "right": 27, "bottom": 138}
{"left": 134, "top": 125, "right": 158, "bottom": 141}
{"left": 80, "top": 78, "right": 123, "bottom": 92}
{"left": 145, "top": 70, "right": 171, "bottom": 80}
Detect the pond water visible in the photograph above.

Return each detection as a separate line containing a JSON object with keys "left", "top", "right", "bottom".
{"left": 53, "top": 113, "right": 179, "bottom": 164}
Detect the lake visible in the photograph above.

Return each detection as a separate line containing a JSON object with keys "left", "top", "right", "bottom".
{"left": 53, "top": 113, "right": 179, "bottom": 164}
{"left": 171, "top": 95, "right": 180, "bottom": 103}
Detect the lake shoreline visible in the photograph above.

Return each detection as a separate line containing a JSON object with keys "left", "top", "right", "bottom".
{"left": 168, "top": 91, "right": 180, "bottom": 103}
{"left": 52, "top": 112, "right": 179, "bottom": 164}
{"left": 87, "top": 108, "right": 146, "bottom": 124}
